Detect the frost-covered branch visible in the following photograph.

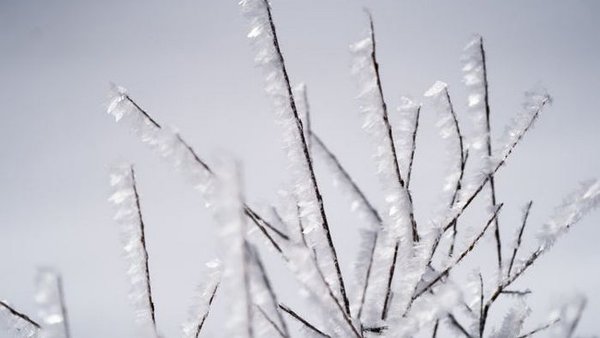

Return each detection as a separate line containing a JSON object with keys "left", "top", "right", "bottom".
{"left": 414, "top": 204, "right": 503, "bottom": 300}
{"left": 182, "top": 260, "right": 221, "bottom": 338}
{"left": 109, "top": 165, "right": 158, "bottom": 336}
{"left": 107, "top": 86, "right": 286, "bottom": 256}
{"left": 0, "top": 300, "right": 40, "bottom": 338}
{"left": 35, "top": 268, "right": 71, "bottom": 338}
{"left": 279, "top": 304, "right": 330, "bottom": 338}
{"left": 463, "top": 36, "right": 502, "bottom": 271}
{"left": 507, "top": 201, "right": 533, "bottom": 278}
{"left": 240, "top": 0, "right": 350, "bottom": 316}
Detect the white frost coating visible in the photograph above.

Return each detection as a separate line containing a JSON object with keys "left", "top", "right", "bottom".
{"left": 284, "top": 245, "right": 358, "bottom": 337}
{"left": 461, "top": 36, "right": 488, "bottom": 153}
{"left": 210, "top": 160, "right": 252, "bottom": 338}
{"left": 240, "top": 0, "right": 343, "bottom": 307}
{"left": 35, "top": 268, "right": 68, "bottom": 338}
{"left": 350, "top": 22, "right": 416, "bottom": 325}
{"left": 538, "top": 179, "right": 600, "bottom": 249}
{"left": 182, "top": 259, "right": 222, "bottom": 338}
{"left": 0, "top": 301, "right": 39, "bottom": 338}
{"left": 395, "top": 97, "right": 420, "bottom": 181}
{"left": 108, "top": 165, "right": 157, "bottom": 337}
{"left": 424, "top": 81, "right": 464, "bottom": 207}
{"left": 495, "top": 89, "right": 551, "bottom": 164}
{"left": 106, "top": 84, "right": 214, "bottom": 201}
{"left": 385, "top": 283, "right": 461, "bottom": 337}
{"left": 489, "top": 301, "right": 530, "bottom": 338}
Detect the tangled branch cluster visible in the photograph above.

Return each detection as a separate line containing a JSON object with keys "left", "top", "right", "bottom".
{"left": 2, "top": 1, "right": 598, "bottom": 337}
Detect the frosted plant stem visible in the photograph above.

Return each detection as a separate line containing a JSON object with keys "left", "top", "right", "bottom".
{"left": 311, "top": 134, "right": 382, "bottom": 224}
{"left": 247, "top": 244, "right": 290, "bottom": 337}
{"left": 57, "top": 274, "right": 71, "bottom": 338}
{"left": 192, "top": 283, "right": 218, "bottom": 338}
{"left": 440, "top": 99, "right": 548, "bottom": 234}
{"left": 130, "top": 167, "right": 158, "bottom": 334}
{"left": 367, "top": 12, "right": 419, "bottom": 242}
{"left": 444, "top": 87, "right": 467, "bottom": 257}
{"left": 448, "top": 313, "right": 473, "bottom": 338}
{"left": 566, "top": 298, "right": 586, "bottom": 338}
{"left": 279, "top": 304, "right": 331, "bottom": 338}
{"left": 261, "top": 0, "right": 350, "bottom": 316}
{"left": 406, "top": 106, "right": 421, "bottom": 189}
{"left": 256, "top": 305, "right": 287, "bottom": 338}
{"left": 357, "top": 233, "right": 378, "bottom": 321}
{"left": 517, "top": 318, "right": 559, "bottom": 338}
{"left": 479, "top": 37, "right": 503, "bottom": 272}
{"left": 381, "top": 241, "right": 399, "bottom": 320}
{"left": 431, "top": 319, "right": 439, "bottom": 338}
{"left": 311, "top": 133, "right": 383, "bottom": 320}
{"left": 120, "top": 95, "right": 286, "bottom": 255}
{"left": 414, "top": 204, "right": 503, "bottom": 300}
{"left": 507, "top": 201, "right": 533, "bottom": 278}
{"left": 0, "top": 300, "right": 41, "bottom": 330}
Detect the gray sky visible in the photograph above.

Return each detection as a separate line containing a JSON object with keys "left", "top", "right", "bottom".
{"left": 1, "top": 1, "right": 599, "bottom": 337}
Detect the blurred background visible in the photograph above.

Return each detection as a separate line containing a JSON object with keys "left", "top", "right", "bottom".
{"left": 1, "top": 0, "right": 599, "bottom": 336}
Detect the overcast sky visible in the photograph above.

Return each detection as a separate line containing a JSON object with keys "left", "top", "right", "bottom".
{"left": 1, "top": 1, "right": 599, "bottom": 337}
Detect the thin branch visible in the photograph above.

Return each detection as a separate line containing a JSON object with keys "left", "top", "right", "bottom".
{"left": 500, "top": 290, "right": 531, "bottom": 296}
{"left": 508, "top": 201, "right": 533, "bottom": 278}
{"left": 263, "top": 0, "right": 350, "bottom": 315}
{"left": 448, "top": 313, "right": 473, "bottom": 338}
{"left": 256, "top": 305, "right": 287, "bottom": 338}
{"left": 0, "top": 300, "right": 41, "bottom": 330}
{"left": 193, "top": 283, "right": 219, "bottom": 338}
{"left": 381, "top": 241, "right": 399, "bottom": 320}
{"left": 479, "top": 37, "right": 503, "bottom": 272}
{"left": 445, "top": 86, "right": 468, "bottom": 257}
{"left": 310, "top": 250, "right": 362, "bottom": 338}
{"left": 517, "top": 318, "right": 560, "bottom": 338}
{"left": 431, "top": 320, "right": 439, "bottom": 338}
{"left": 56, "top": 274, "right": 71, "bottom": 338}
{"left": 247, "top": 244, "right": 290, "bottom": 337}
{"left": 122, "top": 94, "right": 286, "bottom": 256}
{"left": 566, "top": 298, "right": 586, "bottom": 338}
{"left": 242, "top": 240, "right": 255, "bottom": 338}
{"left": 311, "top": 134, "right": 382, "bottom": 225}
{"left": 130, "top": 166, "right": 158, "bottom": 333}
{"left": 406, "top": 105, "right": 421, "bottom": 189}
{"left": 279, "top": 304, "right": 331, "bottom": 338}
{"left": 245, "top": 207, "right": 289, "bottom": 241}
{"left": 440, "top": 98, "right": 548, "bottom": 235}
{"left": 478, "top": 272, "right": 484, "bottom": 335}
{"left": 366, "top": 11, "right": 419, "bottom": 242}
{"left": 414, "top": 204, "right": 504, "bottom": 299}
{"left": 357, "top": 231, "right": 378, "bottom": 321}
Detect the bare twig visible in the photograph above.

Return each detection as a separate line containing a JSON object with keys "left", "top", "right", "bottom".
{"left": 263, "top": 0, "right": 350, "bottom": 315}
{"left": 247, "top": 244, "right": 289, "bottom": 337}
{"left": 414, "top": 204, "right": 504, "bottom": 299}
{"left": 381, "top": 241, "right": 399, "bottom": 320}
{"left": 406, "top": 105, "right": 421, "bottom": 189}
{"left": 56, "top": 274, "right": 71, "bottom": 338}
{"left": 508, "top": 201, "right": 533, "bottom": 278}
{"left": 122, "top": 94, "right": 286, "bottom": 256}
{"left": 478, "top": 37, "right": 503, "bottom": 272}
{"left": 130, "top": 167, "right": 158, "bottom": 334}
{"left": 256, "top": 305, "right": 287, "bottom": 338}
{"left": 517, "top": 318, "right": 560, "bottom": 338}
{"left": 448, "top": 313, "right": 473, "bottom": 338}
{"left": 366, "top": 11, "right": 419, "bottom": 242}
{"left": 279, "top": 304, "right": 331, "bottom": 338}
{"left": 192, "top": 283, "right": 219, "bottom": 338}
{"left": 0, "top": 300, "right": 41, "bottom": 330}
